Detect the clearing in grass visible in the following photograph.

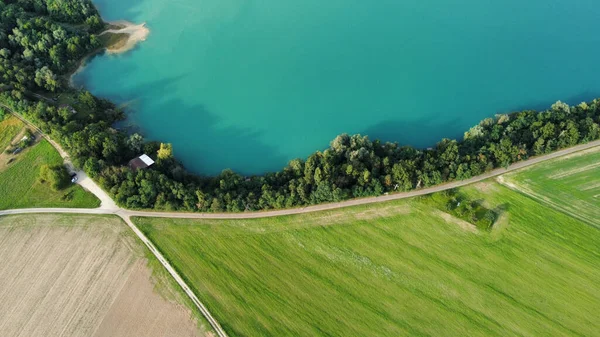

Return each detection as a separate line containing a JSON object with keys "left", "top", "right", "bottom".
{"left": 135, "top": 182, "right": 600, "bottom": 337}
{"left": 0, "top": 140, "right": 99, "bottom": 209}
{"left": 500, "top": 146, "right": 600, "bottom": 227}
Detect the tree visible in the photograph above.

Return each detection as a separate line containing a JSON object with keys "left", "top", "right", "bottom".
{"left": 0, "top": 48, "right": 10, "bottom": 58}
{"left": 127, "top": 133, "right": 144, "bottom": 153}
{"left": 78, "top": 91, "right": 97, "bottom": 110}
{"left": 484, "top": 210, "right": 496, "bottom": 229}
{"left": 34, "top": 66, "right": 58, "bottom": 91}
{"left": 83, "top": 157, "right": 102, "bottom": 178}
{"left": 210, "top": 197, "right": 223, "bottom": 212}
{"left": 85, "top": 15, "right": 103, "bottom": 32}
{"left": 157, "top": 143, "right": 173, "bottom": 160}
{"left": 392, "top": 162, "right": 413, "bottom": 191}
{"left": 490, "top": 138, "right": 519, "bottom": 168}
{"left": 39, "top": 164, "right": 70, "bottom": 191}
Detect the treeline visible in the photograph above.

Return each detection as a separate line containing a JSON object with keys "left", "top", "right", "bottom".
{"left": 5, "top": 90, "right": 599, "bottom": 212}
{"left": 0, "top": 0, "right": 101, "bottom": 94}
{"left": 1, "top": 1, "right": 600, "bottom": 212}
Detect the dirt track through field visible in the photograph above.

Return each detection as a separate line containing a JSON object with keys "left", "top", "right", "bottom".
{"left": 0, "top": 215, "right": 205, "bottom": 337}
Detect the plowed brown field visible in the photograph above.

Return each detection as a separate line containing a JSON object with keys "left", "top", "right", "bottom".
{"left": 0, "top": 214, "right": 208, "bottom": 337}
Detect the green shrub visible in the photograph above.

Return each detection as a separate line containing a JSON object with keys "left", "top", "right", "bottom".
{"left": 39, "top": 164, "right": 70, "bottom": 191}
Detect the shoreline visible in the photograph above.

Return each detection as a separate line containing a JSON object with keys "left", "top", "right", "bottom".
{"left": 69, "top": 20, "right": 150, "bottom": 87}
{"left": 99, "top": 20, "right": 150, "bottom": 54}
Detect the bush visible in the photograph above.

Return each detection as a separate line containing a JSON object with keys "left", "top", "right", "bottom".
{"left": 17, "top": 129, "right": 34, "bottom": 148}
{"left": 425, "top": 191, "right": 497, "bottom": 230}
{"left": 39, "top": 164, "right": 70, "bottom": 191}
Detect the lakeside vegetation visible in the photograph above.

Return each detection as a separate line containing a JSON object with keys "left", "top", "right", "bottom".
{"left": 1, "top": 0, "right": 600, "bottom": 213}
{"left": 134, "top": 176, "right": 600, "bottom": 336}
{"left": 0, "top": 0, "right": 102, "bottom": 94}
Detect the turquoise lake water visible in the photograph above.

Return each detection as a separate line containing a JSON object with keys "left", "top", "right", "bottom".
{"left": 74, "top": 0, "right": 600, "bottom": 175}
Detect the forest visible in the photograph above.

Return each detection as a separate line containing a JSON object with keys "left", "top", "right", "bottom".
{"left": 2, "top": 0, "right": 600, "bottom": 212}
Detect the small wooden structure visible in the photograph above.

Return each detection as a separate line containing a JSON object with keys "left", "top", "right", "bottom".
{"left": 128, "top": 154, "right": 155, "bottom": 171}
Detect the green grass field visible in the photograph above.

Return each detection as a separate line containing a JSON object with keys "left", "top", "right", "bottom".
{"left": 502, "top": 148, "right": 600, "bottom": 227}
{"left": 0, "top": 140, "right": 99, "bottom": 209}
{"left": 135, "top": 179, "right": 600, "bottom": 336}
{"left": 0, "top": 116, "right": 24, "bottom": 151}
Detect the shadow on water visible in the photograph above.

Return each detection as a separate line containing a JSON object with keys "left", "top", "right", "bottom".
{"left": 502, "top": 91, "right": 600, "bottom": 113}
{"left": 85, "top": 73, "right": 288, "bottom": 176}
{"left": 140, "top": 99, "right": 288, "bottom": 176}
{"left": 361, "top": 117, "right": 465, "bottom": 148}
{"left": 74, "top": 32, "right": 600, "bottom": 175}
{"left": 362, "top": 91, "right": 600, "bottom": 149}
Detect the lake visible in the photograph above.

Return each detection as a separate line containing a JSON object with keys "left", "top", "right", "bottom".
{"left": 74, "top": 0, "right": 600, "bottom": 175}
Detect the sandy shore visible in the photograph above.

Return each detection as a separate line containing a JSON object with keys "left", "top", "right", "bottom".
{"left": 99, "top": 20, "right": 150, "bottom": 54}
{"left": 69, "top": 20, "right": 149, "bottom": 85}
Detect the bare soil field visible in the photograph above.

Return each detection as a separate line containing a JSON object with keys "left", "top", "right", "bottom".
{"left": 0, "top": 214, "right": 209, "bottom": 337}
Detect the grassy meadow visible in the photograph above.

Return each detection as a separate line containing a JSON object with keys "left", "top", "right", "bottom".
{"left": 502, "top": 147, "right": 600, "bottom": 227}
{"left": 135, "top": 180, "right": 600, "bottom": 336}
{"left": 0, "top": 140, "right": 99, "bottom": 209}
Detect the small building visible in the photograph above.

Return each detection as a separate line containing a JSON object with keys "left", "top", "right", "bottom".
{"left": 59, "top": 104, "right": 77, "bottom": 114}
{"left": 128, "top": 154, "right": 155, "bottom": 171}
